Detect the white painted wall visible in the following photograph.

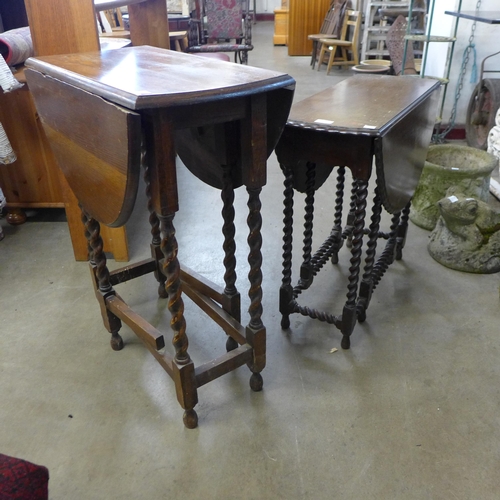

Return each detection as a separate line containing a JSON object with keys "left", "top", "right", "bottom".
{"left": 255, "top": 0, "right": 281, "bottom": 13}
{"left": 417, "top": 0, "right": 500, "bottom": 126}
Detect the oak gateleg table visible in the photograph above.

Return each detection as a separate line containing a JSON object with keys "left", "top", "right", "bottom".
{"left": 276, "top": 75, "right": 440, "bottom": 350}
{"left": 25, "top": 46, "right": 295, "bottom": 428}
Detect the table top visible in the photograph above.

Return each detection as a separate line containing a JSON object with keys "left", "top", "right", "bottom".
{"left": 444, "top": 11, "right": 500, "bottom": 24}
{"left": 25, "top": 46, "right": 295, "bottom": 110}
{"left": 287, "top": 75, "right": 440, "bottom": 137}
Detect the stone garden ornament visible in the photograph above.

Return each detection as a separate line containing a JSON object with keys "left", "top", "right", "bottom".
{"left": 410, "top": 144, "right": 497, "bottom": 230}
{"left": 428, "top": 187, "right": 500, "bottom": 274}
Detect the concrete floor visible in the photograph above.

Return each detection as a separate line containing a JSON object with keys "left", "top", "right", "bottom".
{"left": 1, "top": 22, "right": 500, "bottom": 499}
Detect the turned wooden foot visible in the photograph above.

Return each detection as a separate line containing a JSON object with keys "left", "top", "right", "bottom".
{"left": 6, "top": 208, "right": 27, "bottom": 225}
{"left": 341, "top": 335, "right": 351, "bottom": 350}
{"left": 356, "top": 305, "right": 367, "bottom": 323}
{"left": 226, "top": 336, "right": 238, "bottom": 352}
{"left": 110, "top": 332, "right": 124, "bottom": 351}
{"left": 183, "top": 409, "right": 198, "bottom": 429}
{"left": 356, "top": 297, "right": 368, "bottom": 323}
{"left": 249, "top": 372, "right": 263, "bottom": 392}
{"left": 281, "top": 315, "right": 290, "bottom": 329}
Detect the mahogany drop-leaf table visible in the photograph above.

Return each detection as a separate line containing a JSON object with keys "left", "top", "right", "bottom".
{"left": 275, "top": 75, "right": 440, "bottom": 349}
{"left": 25, "top": 46, "right": 295, "bottom": 428}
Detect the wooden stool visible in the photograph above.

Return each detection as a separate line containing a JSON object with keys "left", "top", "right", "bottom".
{"left": 169, "top": 30, "right": 188, "bottom": 51}
{"left": 26, "top": 46, "right": 295, "bottom": 428}
{"left": 275, "top": 75, "right": 440, "bottom": 349}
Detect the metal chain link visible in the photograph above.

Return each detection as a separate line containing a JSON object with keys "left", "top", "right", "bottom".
{"left": 433, "top": 0, "right": 482, "bottom": 143}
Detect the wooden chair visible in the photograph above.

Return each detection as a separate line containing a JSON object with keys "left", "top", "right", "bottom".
{"left": 308, "top": 0, "right": 349, "bottom": 69}
{"left": 99, "top": 8, "right": 131, "bottom": 39}
{"left": 169, "top": 31, "right": 189, "bottom": 51}
{"left": 186, "top": 0, "right": 253, "bottom": 64}
{"left": 317, "top": 9, "right": 361, "bottom": 74}
{"left": 386, "top": 14, "right": 417, "bottom": 76}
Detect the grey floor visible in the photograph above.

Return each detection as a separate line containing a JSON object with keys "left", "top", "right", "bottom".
{"left": 1, "top": 22, "right": 500, "bottom": 499}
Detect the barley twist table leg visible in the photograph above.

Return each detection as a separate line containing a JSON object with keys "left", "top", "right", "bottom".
{"left": 82, "top": 209, "right": 123, "bottom": 351}
{"left": 80, "top": 209, "right": 93, "bottom": 262}
{"left": 371, "top": 212, "right": 401, "bottom": 291}
{"left": 331, "top": 166, "right": 346, "bottom": 264}
{"left": 159, "top": 213, "right": 190, "bottom": 365}
{"left": 299, "top": 162, "right": 316, "bottom": 289}
{"left": 246, "top": 187, "right": 265, "bottom": 391}
{"left": 280, "top": 166, "right": 295, "bottom": 330}
{"left": 395, "top": 202, "right": 411, "bottom": 261}
{"left": 222, "top": 165, "right": 240, "bottom": 352}
{"left": 345, "top": 178, "right": 360, "bottom": 249}
{"left": 341, "top": 179, "right": 368, "bottom": 349}
{"left": 356, "top": 187, "right": 383, "bottom": 323}
{"left": 143, "top": 148, "right": 168, "bottom": 298}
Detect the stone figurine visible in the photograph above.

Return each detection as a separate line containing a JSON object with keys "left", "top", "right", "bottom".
{"left": 428, "top": 188, "right": 500, "bottom": 274}
{"left": 410, "top": 144, "right": 497, "bottom": 230}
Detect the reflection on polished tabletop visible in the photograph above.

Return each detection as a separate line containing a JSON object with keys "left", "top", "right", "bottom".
{"left": 26, "top": 46, "right": 292, "bottom": 109}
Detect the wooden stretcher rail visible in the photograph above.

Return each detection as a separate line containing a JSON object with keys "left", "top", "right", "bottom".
{"left": 143, "top": 340, "right": 175, "bottom": 379}
{"left": 181, "top": 280, "right": 248, "bottom": 347}
{"left": 180, "top": 264, "right": 225, "bottom": 304}
{"left": 195, "top": 345, "right": 253, "bottom": 388}
{"left": 106, "top": 295, "right": 166, "bottom": 350}
{"left": 109, "top": 258, "right": 157, "bottom": 286}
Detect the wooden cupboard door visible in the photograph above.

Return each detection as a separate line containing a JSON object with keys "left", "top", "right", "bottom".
{"left": 0, "top": 84, "right": 129, "bottom": 261}
{"left": 23, "top": 0, "right": 100, "bottom": 56}
{"left": 0, "top": 86, "right": 63, "bottom": 206}
{"left": 288, "top": 0, "right": 331, "bottom": 56}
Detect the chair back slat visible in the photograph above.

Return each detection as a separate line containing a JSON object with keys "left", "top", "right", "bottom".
{"left": 319, "top": 0, "right": 336, "bottom": 34}
{"left": 339, "top": 9, "right": 361, "bottom": 43}
{"left": 321, "top": 0, "right": 348, "bottom": 38}
{"left": 205, "top": 0, "right": 245, "bottom": 40}
{"left": 187, "top": 0, "right": 253, "bottom": 63}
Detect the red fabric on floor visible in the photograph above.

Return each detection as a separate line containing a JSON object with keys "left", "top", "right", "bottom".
{"left": 0, "top": 454, "right": 49, "bottom": 500}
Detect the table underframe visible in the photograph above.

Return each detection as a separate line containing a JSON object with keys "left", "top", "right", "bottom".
{"left": 279, "top": 159, "right": 410, "bottom": 350}
{"left": 83, "top": 165, "right": 266, "bottom": 429}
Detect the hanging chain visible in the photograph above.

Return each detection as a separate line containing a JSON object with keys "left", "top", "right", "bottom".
{"left": 433, "top": 0, "right": 482, "bottom": 143}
